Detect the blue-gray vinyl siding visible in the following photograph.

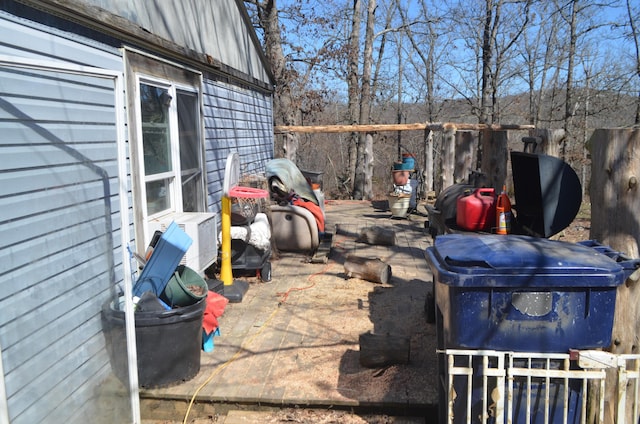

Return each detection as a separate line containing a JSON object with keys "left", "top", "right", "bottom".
{"left": 0, "top": 11, "right": 133, "bottom": 424}
{"left": 0, "top": 3, "right": 274, "bottom": 422}
{"left": 203, "top": 79, "right": 273, "bottom": 216}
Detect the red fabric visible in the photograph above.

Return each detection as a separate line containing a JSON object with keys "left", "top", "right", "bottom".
{"left": 292, "top": 198, "right": 325, "bottom": 233}
{"left": 202, "top": 291, "right": 229, "bottom": 334}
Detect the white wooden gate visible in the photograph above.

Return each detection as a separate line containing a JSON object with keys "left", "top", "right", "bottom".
{"left": 443, "top": 349, "right": 640, "bottom": 424}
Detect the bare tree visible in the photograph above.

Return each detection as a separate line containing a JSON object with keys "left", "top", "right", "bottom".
{"left": 488, "top": 1, "right": 531, "bottom": 123}
{"left": 626, "top": 0, "right": 640, "bottom": 125}
{"left": 479, "top": 0, "right": 498, "bottom": 125}
{"left": 347, "top": 0, "right": 362, "bottom": 195}
{"left": 553, "top": 0, "right": 613, "bottom": 159}
{"left": 396, "top": 0, "right": 442, "bottom": 122}
{"left": 352, "top": 0, "right": 377, "bottom": 199}
{"left": 245, "top": 0, "right": 301, "bottom": 161}
{"left": 245, "top": 0, "right": 635, "bottom": 199}
{"left": 520, "top": 1, "right": 563, "bottom": 125}
{"left": 560, "top": 0, "right": 580, "bottom": 156}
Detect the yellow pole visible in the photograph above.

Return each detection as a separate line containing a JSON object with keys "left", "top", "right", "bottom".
{"left": 220, "top": 195, "right": 233, "bottom": 285}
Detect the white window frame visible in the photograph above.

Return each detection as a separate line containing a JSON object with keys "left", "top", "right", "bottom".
{"left": 125, "top": 48, "right": 207, "bottom": 253}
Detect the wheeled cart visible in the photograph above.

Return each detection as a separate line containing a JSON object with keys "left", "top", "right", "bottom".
{"left": 230, "top": 237, "right": 271, "bottom": 282}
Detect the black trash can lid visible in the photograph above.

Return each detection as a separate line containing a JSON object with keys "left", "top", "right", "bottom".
{"left": 511, "top": 152, "right": 582, "bottom": 238}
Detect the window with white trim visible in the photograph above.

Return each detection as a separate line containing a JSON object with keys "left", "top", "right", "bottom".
{"left": 136, "top": 77, "right": 204, "bottom": 219}
{"left": 125, "top": 50, "right": 207, "bottom": 253}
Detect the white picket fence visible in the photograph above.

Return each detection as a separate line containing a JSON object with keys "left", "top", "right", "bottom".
{"left": 442, "top": 349, "right": 640, "bottom": 424}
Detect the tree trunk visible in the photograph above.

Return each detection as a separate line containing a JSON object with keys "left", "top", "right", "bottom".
{"left": 562, "top": 0, "right": 579, "bottom": 158}
{"left": 353, "top": 0, "right": 376, "bottom": 200}
{"left": 454, "top": 131, "right": 476, "bottom": 183}
{"left": 589, "top": 128, "right": 640, "bottom": 424}
{"left": 344, "top": 255, "right": 392, "bottom": 284}
{"left": 255, "top": 0, "right": 300, "bottom": 161}
{"left": 347, "top": 0, "right": 361, "bottom": 194}
{"left": 479, "top": 0, "right": 497, "bottom": 125}
{"left": 480, "top": 129, "right": 508, "bottom": 190}
{"left": 363, "top": 133, "right": 374, "bottom": 198}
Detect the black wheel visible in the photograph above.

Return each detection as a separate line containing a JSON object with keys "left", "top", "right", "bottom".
{"left": 260, "top": 261, "right": 272, "bottom": 282}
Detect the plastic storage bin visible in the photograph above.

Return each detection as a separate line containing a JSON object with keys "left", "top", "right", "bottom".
{"left": 101, "top": 297, "right": 206, "bottom": 388}
{"left": 133, "top": 221, "right": 192, "bottom": 297}
{"left": 426, "top": 234, "right": 638, "bottom": 352}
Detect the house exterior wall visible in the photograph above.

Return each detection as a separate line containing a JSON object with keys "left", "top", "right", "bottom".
{"left": 0, "top": 0, "right": 274, "bottom": 422}
{"left": 0, "top": 10, "right": 134, "bottom": 424}
{"left": 203, "top": 78, "right": 274, "bottom": 216}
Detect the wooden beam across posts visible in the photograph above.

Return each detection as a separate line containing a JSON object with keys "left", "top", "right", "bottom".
{"left": 274, "top": 122, "right": 535, "bottom": 134}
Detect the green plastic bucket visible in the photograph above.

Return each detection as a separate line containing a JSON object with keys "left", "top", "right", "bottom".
{"left": 161, "top": 265, "right": 208, "bottom": 307}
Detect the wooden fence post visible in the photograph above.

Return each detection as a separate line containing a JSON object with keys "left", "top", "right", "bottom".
{"left": 589, "top": 129, "right": 640, "bottom": 249}
{"left": 454, "top": 131, "right": 476, "bottom": 183}
{"left": 529, "top": 128, "right": 564, "bottom": 157}
{"left": 589, "top": 128, "right": 640, "bottom": 424}
{"left": 480, "top": 129, "right": 509, "bottom": 190}
{"left": 441, "top": 125, "right": 456, "bottom": 192}
{"left": 424, "top": 128, "right": 433, "bottom": 197}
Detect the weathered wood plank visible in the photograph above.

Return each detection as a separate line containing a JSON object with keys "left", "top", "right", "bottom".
{"left": 274, "top": 122, "right": 535, "bottom": 134}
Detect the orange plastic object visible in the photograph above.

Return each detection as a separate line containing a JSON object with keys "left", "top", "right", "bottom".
{"left": 228, "top": 185, "right": 269, "bottom": 199}
{"left": 496, "top": 185, "right": 512, "bottom": 234}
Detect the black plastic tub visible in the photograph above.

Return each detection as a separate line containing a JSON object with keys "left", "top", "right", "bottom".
{"left": 101, "top": 296, "right": 205, "bottom": 388}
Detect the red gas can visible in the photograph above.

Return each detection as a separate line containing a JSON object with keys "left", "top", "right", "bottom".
{"left": 456, "top": 188, "right": 496, "bottom": 231}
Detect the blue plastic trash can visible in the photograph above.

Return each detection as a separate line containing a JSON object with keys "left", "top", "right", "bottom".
{"left": 426, "top": 234, "right": 636, "bottom": 352}
{"left": 426, "top": 234, "right": 639, "bottom": 424}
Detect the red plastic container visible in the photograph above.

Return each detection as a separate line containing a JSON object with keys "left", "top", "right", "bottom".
{"left": 456, "top": 188, "right": 496, "bottom": 231}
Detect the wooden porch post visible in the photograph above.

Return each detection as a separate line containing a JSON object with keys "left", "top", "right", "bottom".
{"left": 441, "top": 126, "right": 456, "bottom": 192}
{"left": 424, "top": 128, "right": 433, "bottom": 197}
{"left": 454, "top": 131, "right": 476, "bottom": 183}
{"left": 480, "top": 129, "right": 509, "bottom": 190}
{"left": 589, "top": 128, "right": 640, "bottom": 424}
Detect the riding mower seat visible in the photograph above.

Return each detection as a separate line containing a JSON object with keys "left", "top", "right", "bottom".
{"left": 270, "top": 204, "right": 320, "bottom": 254}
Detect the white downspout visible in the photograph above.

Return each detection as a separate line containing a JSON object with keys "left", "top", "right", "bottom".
{"left": 0, "top": 344, "right": 10, "bottom": 424}
{"left": 115, "top": 65, "right": 142, "bottom": 424}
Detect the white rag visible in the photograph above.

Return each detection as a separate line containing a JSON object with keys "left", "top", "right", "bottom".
{"left": 220, "top": 213, "right": 271, "bottom": 251}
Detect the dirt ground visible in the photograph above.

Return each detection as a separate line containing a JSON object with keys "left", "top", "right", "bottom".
{"left": 143, "top": 408, "right": 427, "bottom": 423}
{"left": 143, "top": 204, "right": 592, "bottom": 424}
{"left": 243, "top": 217, "right": 593, "bottom": 424}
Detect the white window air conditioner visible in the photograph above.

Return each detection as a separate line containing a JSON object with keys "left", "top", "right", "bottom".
{"left": 148, "top": 212, "right": 218, "bottom": 273}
